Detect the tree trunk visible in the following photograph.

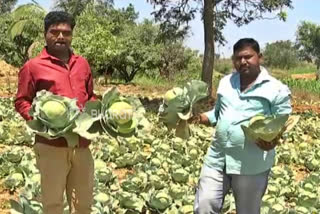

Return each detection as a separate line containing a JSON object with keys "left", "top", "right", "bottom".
{"left": 202, "top": 0, "right": 215, "bottom": 96}
{"left": 316, "top": 64, "right": 320, "bottom": 81}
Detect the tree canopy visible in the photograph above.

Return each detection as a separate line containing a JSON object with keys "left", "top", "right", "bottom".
{"left": 0, "top": 0, "right": 17, "bottom": 14}
{"left": 147, "top": 0, "right": 293, "bottom": 93}
{"left": 296, "top": 21, "right": 320, "bottom": 79}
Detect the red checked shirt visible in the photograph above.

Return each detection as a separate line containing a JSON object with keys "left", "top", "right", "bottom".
{"left": 15, "top": 48, "right": 96, "bottom": 147}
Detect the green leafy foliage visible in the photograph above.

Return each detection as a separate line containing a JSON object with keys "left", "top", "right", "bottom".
{"left": 0, "top": 0, "right": 17, "bottom": 14}
{"left": 53, "top": 0, "right": 114, "bottom": 17}
{"left": 241, "top": 114, "right": 289, "bottom": 143}
{"left": 2, "top": 94, "right": 320, "bottom": 213}
{"left": 7, "top": 3, "right": 46, "bottom": 64}
{"left": 72, "top": 3, "right": 118, "bottom": 77}
{"left": 26, "top": 90, "right": 81, "bottom": 147}
{"left": 159, "top": 80, "right": 208, "bottom": 139}
{"left": 73, "top": 87, "right": 150, "bottom": 139}
{"left": 263, "top": 40, "right": 300, "bottom": 69}
{"left": 109, "top": 20, "right": 160, "bottom": 82}
{"left": 296, "top": 21, "right": 320, "bottom": 67}
{"left": 0, "top": 15, "right": 22, "bottom": 66}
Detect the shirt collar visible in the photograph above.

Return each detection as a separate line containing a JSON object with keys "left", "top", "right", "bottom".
{"left": 254, "top": 66, "right": 272, "bottom": 85}
{"left": 39, "top": 47, "right": 79, "bottom": 63}
{"left": 233, "top": 66, "right": 271, "bottom": 86}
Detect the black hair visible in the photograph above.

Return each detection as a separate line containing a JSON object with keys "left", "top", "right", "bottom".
{"left": 233, "top": 38, "right": 260, "bottom": 54}
{"left": 44, "top": 11, "right": 76, "bottom": 33}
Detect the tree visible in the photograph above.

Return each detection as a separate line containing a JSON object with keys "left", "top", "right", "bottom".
{"left": 263, "top": 40, "right": 299, "bottom": 69}
{"left": 147, "top": 0, "right": 293, "bottom": 94}
{"left": 296, "top": 21, "right": 320, "bottom": 80}
{"left": 109, "top": 20, "right": 160, "bottom": 82}
{"left": 72, "top": 3, "right": 119, "bottom": 77}
{"left": 0, "top": 14, "right": 21, "bottom": 66}
{"left": 53, "top": 0, "right": 113, "bottom": 17}
{"left": 7, "top": 3, "right": 46, "bottom": 65}
{"left": 0, "top": 0, "right": 17, "bottom": 14}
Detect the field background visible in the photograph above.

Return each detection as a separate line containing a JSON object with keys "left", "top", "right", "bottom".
{"left": 1, "top": 58, "right": 320, "bottom": 213}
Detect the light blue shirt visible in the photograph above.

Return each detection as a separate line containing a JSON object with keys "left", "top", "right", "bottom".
{"left": 204, "top": 67, "right": 292, "bottom": 175}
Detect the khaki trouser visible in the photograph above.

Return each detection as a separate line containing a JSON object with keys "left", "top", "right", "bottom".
{"left": 34, "top": 143, "right": 94, "bottom": 214}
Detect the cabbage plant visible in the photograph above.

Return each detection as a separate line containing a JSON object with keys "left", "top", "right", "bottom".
{"left": 149, "top": 190, "right": 173, "bottom": 211}
{"left": 26, "top": 90, "right": 80, "bottom": 147}
{"left": 158, "top": 80, "right": 208, "bottom": 139}
{"left": 241, "top": 114, "right": 289, "bottom": 143}
{"left": 73, "top": 87, "right": 149, "bottom": 139}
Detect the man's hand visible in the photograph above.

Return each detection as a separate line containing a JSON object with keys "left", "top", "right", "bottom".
{"left": 256, "top": 139, "right": 276, "bottom": 151}
{"left": 256, "top": 135, "right": 281, "bottom": 151}
{"left": 188, "top": 113, "right": 210, "bottom": 125}
{"left": 256, "top": 125, "right": 286, "bottom": 151}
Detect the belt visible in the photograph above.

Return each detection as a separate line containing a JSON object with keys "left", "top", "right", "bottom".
{"left": 35, "top": 135, "right": 90, "bottom": 148}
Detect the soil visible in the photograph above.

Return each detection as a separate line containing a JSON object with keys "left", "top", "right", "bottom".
{"left": 0, "top": 60, "right": 18, "bottom": 97}
{"left": 0, "top": 185, "right": 18, "bottom": 214}
{"left": 291, "top": 73, "right": 316, "bottom": 80}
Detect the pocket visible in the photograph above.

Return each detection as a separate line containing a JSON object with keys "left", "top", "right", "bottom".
{"left": 227, "top": 125, "right": 246, "bottom": 148}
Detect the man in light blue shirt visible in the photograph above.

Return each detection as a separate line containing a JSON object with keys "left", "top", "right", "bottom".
{"left": 194, "top": 38, "right": 292, "bottom": 214}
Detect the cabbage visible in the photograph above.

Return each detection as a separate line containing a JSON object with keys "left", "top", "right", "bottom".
{"left": 94, "top": 192, "right": 110, "bottom": 204}
{"left": 169, "top": 183, "right": 188, "bottom": 200}
{"left": 149, "top": 190, "right": 172, "bottom": 210}
{"left": 171, "top": 168, "right": 189, "bottom": 183}
{"left": 241, "top": 114, "right": 289, "bottom": 143}
{"left": 179, "top": 205, "right": 194, "bottom": 214}
{"left": 159, "top": 80, "right": 208, "bottom": 139}
{"left": 118, "top": 191, "right": 145, "bottom": 211}
{"left": 108, "top": 101, "right": 133, "bottom": 125}
{"left": 73, "top": 87, "right": 150, "bottom": 139}
{"left": 40, "top": 100, "right": 68, "bottom": 128}
{"left": 4, "top": 172, "right": 24, "bottom": 190}
{"left": 149, "top": 175, "right": 166, "bottom": 190}
{"left": 121, "top": 173, "right": 147, "bottom": 193}
{"left": 26, "top": 90, "right": 81, "bottom": 147}
{"left": 164, "top": 87, "right": 184, "bottom": 105}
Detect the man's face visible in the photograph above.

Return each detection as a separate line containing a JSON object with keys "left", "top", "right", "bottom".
{"left": 45, "top": 23, "right": 72, "bottom": 53}
{"left": 232, "top": 46, "right": 262, "bottom": 76}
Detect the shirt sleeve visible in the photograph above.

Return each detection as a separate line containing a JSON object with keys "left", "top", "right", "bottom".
{"left": 14, "top": 62, "right": 35, "bottom": 121}
{"left": 86, "top": 64, "right": 97, "bottom": 101}
{"left": 271, "top": 84, "right": 292, "bottom": 115}
{"left": 204, "top": 94, "right": 221, "bottom": 126}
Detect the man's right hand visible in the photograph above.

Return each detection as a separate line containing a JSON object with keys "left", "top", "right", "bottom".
{"left": 188, "top": 113, "right": 211, "bottom": 125}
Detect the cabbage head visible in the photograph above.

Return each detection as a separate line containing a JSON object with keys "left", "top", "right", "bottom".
{"left": 164, "top": 87, "right": 184, "bottom": 105}
{"left": 159, "top": 80, "right": 208, "bottom": 139}
{"left": 118, "top": 191, "right": 145, "bottom": 211}
{"left": 73, "top": 87, "right": 150, "bottom": 139}
{"left": 4, "top": 172, "right": 24, "bottom": 190}
{"left": 108, "top": 101, "right": 133, "bottom": 125}
{"left": 40, "top": 100, "right": 68, "bottom": 128}
{"left": 27, "top": 90, "right": 80, "bottom": 147}
{"left": 149, "top": 190, "right": 172, "bottom": 211}
{"left": 171, "top": 168, "right": 189, "bottom": 183}
{"left": 94, "top": 192, "right": 110, "bottom": 204}
{"left": 241, "top": 114, "right": 289, "bottom": 143}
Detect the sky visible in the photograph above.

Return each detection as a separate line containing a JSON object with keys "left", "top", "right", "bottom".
{"left": 16, "top": 0, "right": 320, "bottom": 58}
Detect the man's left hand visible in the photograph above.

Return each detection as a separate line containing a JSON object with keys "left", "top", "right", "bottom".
{"left": 256, "top": 139, "right": 276, "bottom": 151}
{"left": 256, "top": 135, "right": 281, "bottom": 151}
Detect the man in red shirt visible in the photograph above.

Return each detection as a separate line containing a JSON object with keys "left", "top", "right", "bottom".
{"left": 15, "top": 11, "right": 96, "bottom": 214}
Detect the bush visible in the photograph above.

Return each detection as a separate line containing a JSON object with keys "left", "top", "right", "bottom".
{"left": 214, "top": 59, "right": 233, "bottom": 75}
{"left": 263, "top": 40, "right": 300, "bottom": 69}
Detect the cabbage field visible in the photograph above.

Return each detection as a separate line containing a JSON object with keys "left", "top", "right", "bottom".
{"left": 0, "top": 94, "right": 320, "bottom": 214}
